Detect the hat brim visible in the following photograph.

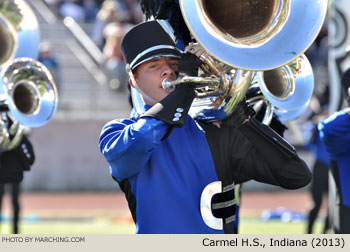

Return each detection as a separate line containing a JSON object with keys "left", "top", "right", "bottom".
{"left": 131, "top": 48, "right": 182, "bottom": 71}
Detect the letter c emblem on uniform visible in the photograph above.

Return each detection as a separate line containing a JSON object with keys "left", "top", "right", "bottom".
{"left": 200, "top": 181, "right": 223, "bottom": 230}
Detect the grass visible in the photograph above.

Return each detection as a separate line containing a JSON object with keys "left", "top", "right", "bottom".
{"left": 239, "top": 218, "right": 325, "bottom": 234}
{"left": 0, "top": 217, "right": 136, "bottom": 234}
{"left": 0, "top": 217, "right": 327, "bottom": 234}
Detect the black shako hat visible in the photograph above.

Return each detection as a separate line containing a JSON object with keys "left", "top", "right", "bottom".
{"left": 122, "top": 20, "right": 182, "bottom": 72}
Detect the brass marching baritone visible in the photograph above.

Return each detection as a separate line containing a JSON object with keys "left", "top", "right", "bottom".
{"left": 160, "top": 0, "right": 328, "bottom": 122}
{"left": 0, "top": 0, "right": 58, "bottom": 150}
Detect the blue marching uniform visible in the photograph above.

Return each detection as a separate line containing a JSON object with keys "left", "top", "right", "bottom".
{"left": 103, "top": 19, "right": 311, "bottom": 234}
{"left": 319, "top": 110, "right": 350, "bottom": 233}
{"left": 101, "top": 115, "right": 220, "bottom": 233}
{"left": 99, "top": 105, "right": 311, "bottom": 234}
{"left": 305, "top": 125, "right": 330, "bottom": 233}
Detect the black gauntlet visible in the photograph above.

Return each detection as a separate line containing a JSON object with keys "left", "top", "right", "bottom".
{"left": 178, "top": 52, "right": 203, "bottom": 76}
{"left": 140, "top": 52, "right": 202, "bottom": 127}
{"left": 140, "top": 84, "right": 195, "bottom": 127}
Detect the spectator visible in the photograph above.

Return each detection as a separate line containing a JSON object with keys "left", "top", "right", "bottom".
{"left": 37, "top": 41, "right": 61, "bottom": 95}
{"left": 118, "top": 0, "right": 144, "bottom": 24}
{"left": 92, "top": 0, "right": 127, "bottom": 49}
{"left": 102, "top": 22, "right": 131, "bottom": 91}
{"left": 59, "top": 0, "right": 85, "bottom": 22}
{"left": 82, "top": 0, "right": 99, "bottom": 23}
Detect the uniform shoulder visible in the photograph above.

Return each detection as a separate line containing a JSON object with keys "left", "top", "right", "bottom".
{"left": 103, "top": 118, "right": 135, "bottom": 128}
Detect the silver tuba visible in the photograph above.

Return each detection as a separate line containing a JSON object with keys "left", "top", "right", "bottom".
{"left": 0, "top": 0, "right": 58, "bottom": 150}
{"left": 162, "top": 0, "right": 328, "bottom": 122}
{"left": 179, "top": 0, "right": 327, "bottom": 70}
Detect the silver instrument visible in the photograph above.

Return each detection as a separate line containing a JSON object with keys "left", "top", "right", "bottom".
{"left": 250, "top": 54, "right": 314, "bottom": 124}
{"left": 161, "top": 0, "right": 328, "bottom": 122}
{"left": 1, "top": 58, "right": 58, "bottom": 127}
{"left": 179, "top": 0, "right": 327, "bottom": 70}
{"left": 0, "top": 0, "right": 58, "bottom": 150}
{"left": 0, "top": 0, "right": 40, "bottom": 66}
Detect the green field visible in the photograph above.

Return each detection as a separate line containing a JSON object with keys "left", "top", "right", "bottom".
{"left": 0, "top": 217, "right": 327, "bottom": 234}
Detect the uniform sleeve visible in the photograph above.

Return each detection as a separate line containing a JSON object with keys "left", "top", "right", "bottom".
{"left": 233, "top": 118, "right": 311, "bottom": 189}
{"left": 318, "top": 111, "right": 350, "bottom": 158}
{"left": 200, "top": 121, "right": 311, "bottom": 190}
{"left": 99, "top": 117, "right": 170, "bottom": 181}
{"left": 236, "top": 142, "right": 310, "bottom": 189}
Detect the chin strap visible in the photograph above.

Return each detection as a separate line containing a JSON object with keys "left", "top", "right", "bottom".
{"left": 129, "top": 72, "right": 158, "bottom": 106}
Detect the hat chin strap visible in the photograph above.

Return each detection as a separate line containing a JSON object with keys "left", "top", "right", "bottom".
{"left": 129, "top": 72, "right": 158, "bottom": 107}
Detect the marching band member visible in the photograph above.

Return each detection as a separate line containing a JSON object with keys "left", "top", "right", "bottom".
{"left": 0, "top": 104, "right": 35, "bottom": 234}
{"left": 318, "top": 69, "right": 350, "bottom": 234}
{"left": 99, "top": 20, "right": 311, "bottom": 234}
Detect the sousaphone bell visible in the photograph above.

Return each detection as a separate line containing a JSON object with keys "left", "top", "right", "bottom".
{"left": 161, "top": 0, "right": 328, "bottom": 122}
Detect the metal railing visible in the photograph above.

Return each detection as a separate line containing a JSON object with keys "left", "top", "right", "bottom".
{"left": 63, "top": 17, "right": 106, "bottom": 66}
{"left": 29, "top": 0, "right": 109, "bottom": 86}
{"left": 31, "top": 0, "right": 58, "bottom": 24}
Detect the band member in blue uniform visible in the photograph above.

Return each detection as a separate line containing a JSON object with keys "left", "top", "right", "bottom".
{"left": 318, "top": 69, "right": 350, "bottom": 234}
{"left": 138, "top": 0, "right": 290, "bottom": 233}
{"left": 305, "top": 120, "right": 330, "bottom": 234}
{"left": 99, "top": 20, "right": 311, "bottom": 234}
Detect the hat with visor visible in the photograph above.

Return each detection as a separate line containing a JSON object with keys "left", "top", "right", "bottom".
{"left": 121, "top": 20, "right": 182, "bottom": 73}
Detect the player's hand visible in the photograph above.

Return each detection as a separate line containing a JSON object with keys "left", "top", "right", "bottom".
{"left": 178, "top": 52, "right": 203, "bottom": 76}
